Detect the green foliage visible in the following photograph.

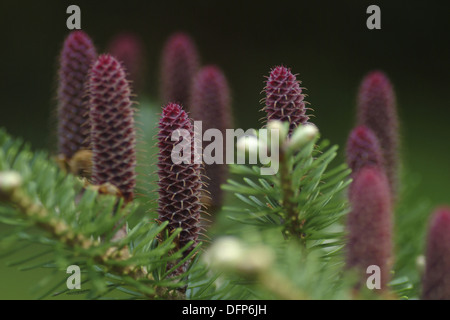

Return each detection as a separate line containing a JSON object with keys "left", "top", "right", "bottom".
{"left": 0, "top": 122, "right": 199, "bottom": 299}
{"left": 222, "top": 128, "right": 351, "bottom": 254}
{"left": 0, "top": 104, "right": 431, "bottom": 300}
{"left": 391, "top": 170, "right": 433, "bottom": 298}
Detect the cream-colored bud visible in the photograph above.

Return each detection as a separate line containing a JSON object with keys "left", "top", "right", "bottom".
{"left": 288, "top": 123, "right": 319, "bottom": 150}
{"left": 204, "top": 237, "right": 274, "bottom": 276}
{"left": 236, "top": 135, "right": 259, "bottom": 155}
{"left": 416, "top": 255, "right": 426, "bottom": 275}
{"left": 236, "top": 245, "right": 274, "bottom": 275}
{"left": 203, "top": 237, "right": 245, "bottom": 271}
{"left": 0, "top": 170, "right": 22, "bottom": 193}
{"left": 266, "top": 120, "right": 288, "bottom": 141}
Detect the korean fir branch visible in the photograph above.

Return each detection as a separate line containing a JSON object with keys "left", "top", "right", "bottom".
{"left": 157, "top": 103, "right": 203, "bottom": 272}
{"left": 190, "top": 65, "right": 233, "bottom": 211}
{"left": 88, "top": 54, "right": 136, "bottom": 205}
{"left": 56, "top": 30, "right": 97, "bottom": 177}
{"left": 0, "top": 130, "right": 187, "bottom": 299}
{"left": 272, "top": 121, "right": 320, "bottom": 240}
{"left": 0, "top": 170, "right": 185, "bottom": 300}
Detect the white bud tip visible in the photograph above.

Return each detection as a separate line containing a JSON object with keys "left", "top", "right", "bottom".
{"left": 203, "top": 237, "right": 245, "bottom": 270}
{"left": 288, "top": 123, "right": 319, "bottom": 149}
{"left": 266, "top": 120, "right": 288, "bottom": 138}
{"left": 204, "top": 237, "right": 274, "bottom": 275}
{"left": 236, "top": 135, "right": 259, "bottom": 153}
{"left": 0, "top": 171, "right": 22, "bottom": 192}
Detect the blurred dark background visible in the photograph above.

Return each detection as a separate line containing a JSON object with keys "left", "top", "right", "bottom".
{"left": 0, "top": 0, "right": 449, "bottom": 299}
{"left": 0, "top": 0, "right": 449, "bottom": 220}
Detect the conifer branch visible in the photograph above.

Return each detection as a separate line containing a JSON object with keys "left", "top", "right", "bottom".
{"left": 0, "top": 170, "right": 185, "bottom": 299}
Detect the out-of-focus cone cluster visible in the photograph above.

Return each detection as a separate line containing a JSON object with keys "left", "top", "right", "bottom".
{"left": 107, "top": 32, "right": 145, "bottom": 94}
{"left": 190, "top": 65, "right": 232, "bottom": 211}
{"left": 57, "top": 30, "right": 97, "bottom": 160}
{"left": 357, "top": 71, "right": 399, "bottom": 197}
{"left": 346, "top": 125, "right": 384, "bottom": 177}
{"left": 345, "top": 167, "right": 393, "bottom": 290}
{"left": 421, "top": 207, "right": 450, "bottom": 300}
{"left": 344, "top": 71, "right": 399, "bottom": 292}
{"left": 159, "top": 32, "right": 200, "bottom": 107}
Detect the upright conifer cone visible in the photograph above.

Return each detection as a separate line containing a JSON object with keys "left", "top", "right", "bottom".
{"left": 346, "top": 125, "right": 384, "bottom": 177}
{"left": 346, "top": 167, "right": 392, "bottom": 290}
{"left": 157, "top": 103, "right": 202, "bottom": 256}
{"left": 57, "top": 30, "right": 97, "bottom": 159}
{"left": 421, "top": 207, "right": 450, "bottom": 300}
{"left": 107, "top": 32, "right": 145, "bottom": 93}
{"left": 190, "top": 65, "right": 232, "bottom": 210}
{"left": 357, "top": 71, "right": 399, "bottom": 196}
{"left": 88, "top": 54, "right": 136, "bottom": 203}
{"left": 160, "top": 32, "right": 200, "bottom": 107}
{"left": 263, "top": 66, "right": 309, "bottom": 135}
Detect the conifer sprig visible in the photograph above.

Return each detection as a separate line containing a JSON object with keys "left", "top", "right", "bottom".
{"left": 0, "top": 128, "right": 198, "bottom": 299}
{"left": 223, "top": 123, "right": 351, "bottom": 251}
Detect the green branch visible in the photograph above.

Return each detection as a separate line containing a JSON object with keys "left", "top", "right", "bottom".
{"left": 0, "top": 170, "right": 185, "bottom": 300}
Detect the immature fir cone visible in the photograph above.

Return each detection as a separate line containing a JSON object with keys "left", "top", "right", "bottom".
{"left": 263, "top": 66, "right": 309, "bottom": 136}
{"left": 346, "top": 167, "right": 392, "bottom": 291}
{"left": 157, "top": 103, "right": 202, "bottom": 256}
{"left": 421, "top": 207, "right": 450, "bottom": 300}
{"left": 160, "top": 32, "right": 200, "bottom": 107}
{"left": 89, "top": 54, "right": 136, "bottom": 203}
{"left": 357, "top": 71, "right": 399, "bottom": 197}
{"left": 57, "top": 30, "right": 97, "bottom": 159}
{"left": 346, "top": 125, "right": 384, "bottom": 176}
{"left": 190, "top": 65, "right": 232, "bottom": 210}
{"left": 107, "top": 32, "right": 145, "bottom": 93}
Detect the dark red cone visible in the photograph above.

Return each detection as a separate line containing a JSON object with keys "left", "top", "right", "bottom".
{"left": 357, "top": 71, "right": 399, "bottom": 197}
{"left": 88, "top": 54, "right": 136, "bottom": 203}
{"left": 346, "top": 167, "right": 393, "bottom": 291}
{"left": 190, "top": 65, "right": 232, "bottom": 210}
{"left": 157, "top": 103, "right": 202, "bottom": 257}
{"left": 107, "top": 32, "right": 145, "bottom": 93}
{"left": 160, "top": 32, "right": 200, "bottom": 107}
{"left": 57, "top": 30, "right": 97, "bottom": 159}
{"left": 263, "top": 66, "right": 309, "bottom": 135}
{"left": 346, "top": 125, "right": 384, "bottom": 176}
{"left": 421, "top": 207, "right": 450, "bottom": 300}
